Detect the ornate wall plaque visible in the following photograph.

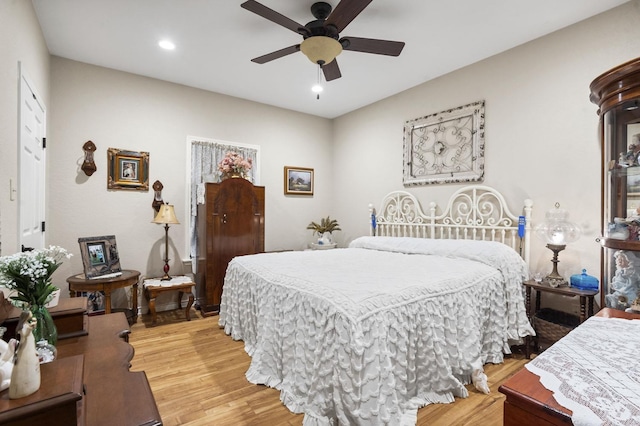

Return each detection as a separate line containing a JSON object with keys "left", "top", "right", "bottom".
{"left": 403, "top": 100, "right": 485, "bottom": 185}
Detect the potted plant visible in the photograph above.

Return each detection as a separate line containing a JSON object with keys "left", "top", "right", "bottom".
{"left": 307, "top": 216, "right": 341, "bottom": 245}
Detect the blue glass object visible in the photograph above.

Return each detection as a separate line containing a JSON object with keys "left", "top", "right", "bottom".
{"left": 570, "top": 269, "right": 599, "bottom": 291}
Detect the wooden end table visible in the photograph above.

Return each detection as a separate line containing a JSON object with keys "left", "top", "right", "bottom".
{"left": 143, "top": 276, "right": 195, "bottom": 325}
{"left": 522, "top": 279, "right": 598, "bottom": 358}
{"left": 66, "top": 269, "right": 140, "bottom": 320}
{"left": 499, "top": 308, "right": 640, "bottom": 425}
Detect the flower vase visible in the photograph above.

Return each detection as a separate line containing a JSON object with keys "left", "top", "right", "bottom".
{"left": 222, "top": 172, "right": 242, "bottom": 180}
{"left": 319, "top": 232, "right": 333, "bottom": 245}
{"left": 30, "top": 305, "right": 57, "bottom": 363}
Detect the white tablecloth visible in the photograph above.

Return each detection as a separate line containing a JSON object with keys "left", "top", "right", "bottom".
{"left": 143, "top": 275, "right": 193, "bottom": 288}
{"left": 526, "top": 316, "right": 640, "bottom": 426}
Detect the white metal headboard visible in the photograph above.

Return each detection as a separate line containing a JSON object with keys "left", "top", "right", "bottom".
{"left": 369, "top": 185, "right": 533, "bottom": 266}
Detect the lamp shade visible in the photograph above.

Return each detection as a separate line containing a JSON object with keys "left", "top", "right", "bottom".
{"left": 300, "top": 36, "right": 343, "bottom": 65}
{"left": 534, "top": 203, "right": 580, "bottom": 245}
{"left": 152, "top": 204, "right": 180, "bottom": 225}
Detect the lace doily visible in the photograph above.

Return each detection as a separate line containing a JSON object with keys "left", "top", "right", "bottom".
{"left": 526, "top": 316, "right": 640, "bottom": 426}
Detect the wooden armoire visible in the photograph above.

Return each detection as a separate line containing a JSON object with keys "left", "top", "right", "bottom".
{"left": 195, "top": 178, "right": 265, "bottom": 315}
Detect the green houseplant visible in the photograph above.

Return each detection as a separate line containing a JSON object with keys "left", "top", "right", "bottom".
{"left": 307, "top": 216, "right": 341, "bottom": 245}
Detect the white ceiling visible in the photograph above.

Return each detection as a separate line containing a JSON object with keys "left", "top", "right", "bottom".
{"left": 32, "top": 0, "right": 629, "bottom": 119}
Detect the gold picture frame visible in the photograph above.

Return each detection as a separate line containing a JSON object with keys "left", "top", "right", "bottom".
{"left": 107, "top": 148, "right": 149, "bottom": 191}
{"left": 284, "top": 166, "right": 313, "bottom": 196}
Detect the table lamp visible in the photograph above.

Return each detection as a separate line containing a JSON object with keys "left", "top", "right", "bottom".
{"left": 152, "top": 203, "right": 180, "bottom": 280}
{"left": 534, "top": 203, "right": 581, "bottom": 287}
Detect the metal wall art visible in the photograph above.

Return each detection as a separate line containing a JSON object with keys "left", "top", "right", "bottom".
{"left": 403, "top": 100, "right": 485, "bottom": 186}
{"left": 107, "top": 148, "right": 149, "bottom": 191}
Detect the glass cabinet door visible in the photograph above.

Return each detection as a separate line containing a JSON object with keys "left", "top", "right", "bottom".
{"left": 602, "top": 108, "right": 640, "bottom": 310}
{"left": 591, "top": 57, "right": 640, "bottom": 311}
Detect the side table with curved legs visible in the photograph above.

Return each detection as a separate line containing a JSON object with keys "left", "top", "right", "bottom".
{"left": 67, "top": 269, "right": 140, "bottom": 322}
{"left": 143, "top": 276, "right": 195, "bottom": 326}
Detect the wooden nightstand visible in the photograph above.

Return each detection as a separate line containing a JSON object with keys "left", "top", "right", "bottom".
{"left": 522, "top": 279, "right": 598, "bottom": 358}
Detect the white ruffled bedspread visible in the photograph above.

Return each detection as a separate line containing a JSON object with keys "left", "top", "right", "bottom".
{"left": 219, "top": 237, "right": 534, "bottom": 425}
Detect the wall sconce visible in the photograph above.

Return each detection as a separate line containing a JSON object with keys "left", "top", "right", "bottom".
{"left": 534, "top": 203, "right": 581, "bottom": 287}
{"left": 81, "top": 140, "right": 97, "bottom": 176}
{"left": 152, "top": 203, "right": 180, "bottom": 280}
{"left": 152, "top": 180, "right": 164, "bottom": 213}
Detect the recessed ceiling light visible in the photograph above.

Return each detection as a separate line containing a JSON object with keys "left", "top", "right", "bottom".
{"left": 312, "top": 84, "right": 323, "bottom": 93}
{"left": 158, "top": 39, "right": 175, "bottom": 50}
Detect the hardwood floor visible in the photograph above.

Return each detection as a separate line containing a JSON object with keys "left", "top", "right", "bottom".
{"left": 128, "top": 309, "right": 531, "bottom": 426}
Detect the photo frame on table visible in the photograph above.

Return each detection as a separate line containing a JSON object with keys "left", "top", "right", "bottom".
{"left": 107, "top": 148, "right": 149, "bottom": 191}
{"left": 75, "top": 291, "right": 106, "bottom": 315}
{"left": 78, "top": 235, "right": 121, "bottom": 279}
{"left": 403, "top": 100, "right": 485, "bottom": 186}
{"left": 284, "top": 166, "right": 314, "bottom": 195}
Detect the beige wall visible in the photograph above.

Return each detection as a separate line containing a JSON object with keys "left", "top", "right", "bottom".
{"left": 47, "top": 58, "right": 334, "bottom": 290}
{"left": 333, "top": 0, "right": 640, "bottom": 299}
{"left": 0, "top": 0, "right": 50, "bottom": 256}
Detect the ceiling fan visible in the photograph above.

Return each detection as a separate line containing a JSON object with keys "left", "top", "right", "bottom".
{"left": 241, "top": 0, "right": 405, "bottom": 81}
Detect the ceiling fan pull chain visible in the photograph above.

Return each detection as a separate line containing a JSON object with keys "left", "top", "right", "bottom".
{"left": 312, "top": 64, "right": 324, "bottom": 100}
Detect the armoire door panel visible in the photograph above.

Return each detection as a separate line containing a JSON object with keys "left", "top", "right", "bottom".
{"left": 196, "top": 179, "right": 265, "bottom": 315}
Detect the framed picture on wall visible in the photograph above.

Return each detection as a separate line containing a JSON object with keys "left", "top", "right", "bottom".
{"left": 107, "top": 148, "right": 149, "bottom": 191}
{"left": 284, "top": 166, "right": 314, "bottom": 195}
{"left": 78, "top": 235, "right": 122, "bottom": 278}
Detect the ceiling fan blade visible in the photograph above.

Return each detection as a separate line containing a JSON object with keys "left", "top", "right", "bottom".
{"left": 251, "top": 45, "right": 300, "bottom": 64}
{"left": 340, "top": 37, "right": 405, "bottom": 56}
{"left": 241, "top": 0, "right": 304, "bottom": 34}
{"left": 322, "top": 60, "right": 342, "bottom": 81}
{"left": 324, "top": 0, "right": 372, "bottom": 33}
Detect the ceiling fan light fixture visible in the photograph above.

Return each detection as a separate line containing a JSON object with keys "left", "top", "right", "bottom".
{"left": 158, "top": 39, "right": 176, "bottom": 50}
{"left": 300, "top": 36, "right": 342, "bottom": 65}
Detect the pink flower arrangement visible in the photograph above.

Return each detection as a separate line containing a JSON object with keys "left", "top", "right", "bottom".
{"left": 218, "top": 152, "right": 252, "bottom": 179}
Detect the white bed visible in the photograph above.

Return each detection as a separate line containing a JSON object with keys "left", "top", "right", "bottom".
{"left": 219, "top": 185, "right": 535, "bottom": 425}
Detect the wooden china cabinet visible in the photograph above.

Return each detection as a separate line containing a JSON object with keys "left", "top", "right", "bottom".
{"left": 590, "top": 57, "right": 640, "bottom": 311}
{"left": 195, "top": 178, "right": 265, "bottom": 315}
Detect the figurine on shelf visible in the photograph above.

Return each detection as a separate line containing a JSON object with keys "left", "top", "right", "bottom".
{"left": 619, "top": 137, "right": 640, "bottom": 167}
{"left": 0, "top": 327, "right": 16, "bottom": 391}
{"left": 606, "top": 250, "right": 640, "bottom": 310}
{"left": 626, "top": 296, "right": 640, "bottom": 314}
{"left": 608, "top": 218, "right": 630, "bottom": 240}
{"left": 8, "top": 311, "right": 40, "bottom": 399}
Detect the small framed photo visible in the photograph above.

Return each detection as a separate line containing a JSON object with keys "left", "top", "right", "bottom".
{"left": 284, "top": 166, "right": 314, "bottom": 196}
{"left": 107, "top": 148, "right": 149, "bottom": 191}
{"left": 78, "top": 235, "right": 122, "bottom": 279}
{"left": 75, "top": 291, "right": 106, "bottom": 314}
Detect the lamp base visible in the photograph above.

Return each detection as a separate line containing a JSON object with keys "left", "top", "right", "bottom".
{"left": 544, "top": 275, "right": 568, "bottom": 288}
{"left": 160, "top": 261, "right": 171, "bottom": 281}
{"left": 545, "top": 243, "right": 568, "bottom": 288}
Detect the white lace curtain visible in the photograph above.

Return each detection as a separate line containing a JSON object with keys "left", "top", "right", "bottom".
{"left": 190, "top": 141, "right": 258, "bottom": 259}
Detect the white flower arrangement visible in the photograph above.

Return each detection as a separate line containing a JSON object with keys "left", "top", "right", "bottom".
{"left": 0, "top": 246, "right": 72, "bottom": 308}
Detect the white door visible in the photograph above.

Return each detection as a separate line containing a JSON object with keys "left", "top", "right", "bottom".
{"left": 19, "top": 67, "right": 46, "bottom": 252}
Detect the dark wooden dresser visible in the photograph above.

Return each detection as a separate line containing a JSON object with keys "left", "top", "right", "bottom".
{"left": 499, "top": 308, "right": 640, "bottom": 425}
{"left": 0, "top": 312, "right": 161, "bottom": 426}
{"left": 196, "top": 179, "right": 265, "bottom": 315}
